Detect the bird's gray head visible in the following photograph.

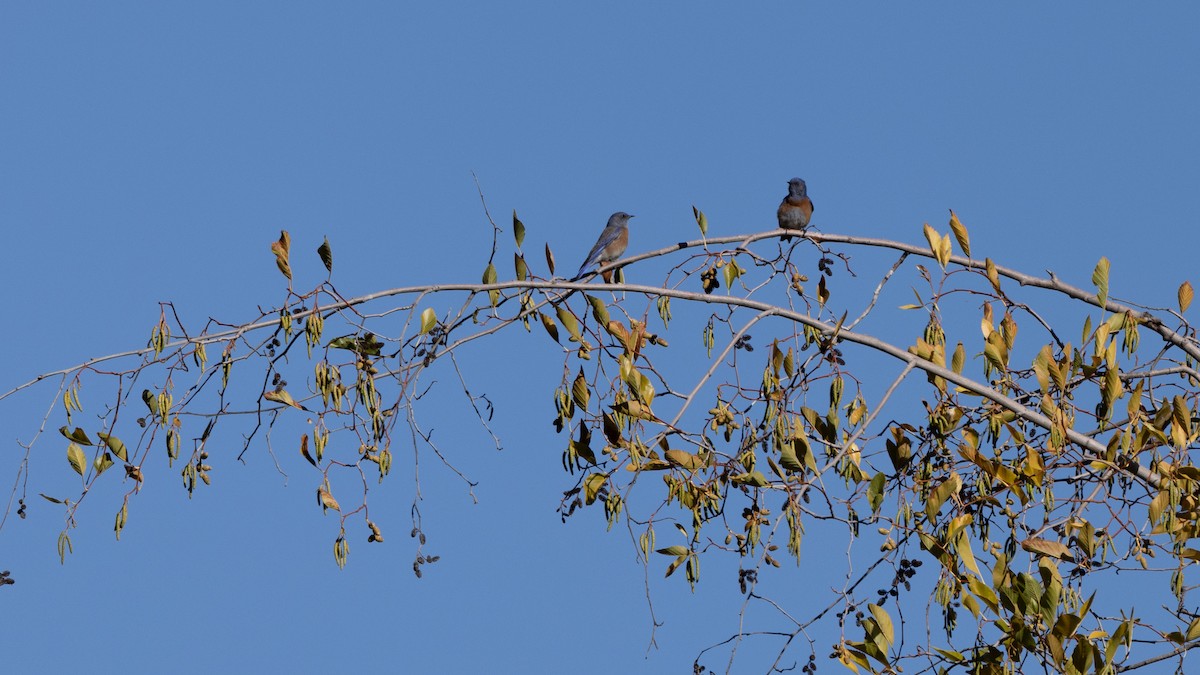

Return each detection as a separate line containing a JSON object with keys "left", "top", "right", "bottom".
{"left": 609, "top": 212, "right": 634, "bottom": 226}
{"left": 787, "top": 177, "right": 807, "bottom": 197}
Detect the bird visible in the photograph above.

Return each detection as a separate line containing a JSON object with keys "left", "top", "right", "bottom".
{"left": 777, "top": 177, "right": 813, "bottom": 241}
{"left": 574, "top": 212, "right": 635, "bottom": 282}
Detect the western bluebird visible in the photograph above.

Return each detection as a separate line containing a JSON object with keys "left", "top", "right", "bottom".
{"left": 777, "top": 177, "right": 813, "bottom": 241}
{"left": 574, "top": 211, "right": 634, "bottom": 282}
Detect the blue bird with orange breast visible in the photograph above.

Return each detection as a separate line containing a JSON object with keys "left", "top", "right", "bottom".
{"left": 574, "top": 211, "right": 634, "bottom": 282}
{"left": 777, "top": 177, "right": 813, "bottom": 241}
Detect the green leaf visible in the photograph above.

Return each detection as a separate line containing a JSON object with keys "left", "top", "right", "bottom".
{"left": 514, "top": 253, "right": 528, "bottom": 281}
{"left": 867, "top": 473, "right": 886, "bottom": 513}
{"left": 924, "top": 472, "right": 961, "bottom": 521}
{"left": 730, "top": 471, "right": 769, "bottom": 487}
{"left": 656, "top": 545, "right": 689, "bottom": 557}
{"left": 96, "top": 432, "right": 128, "bottom": 462}
{"left": 721, "top": 259, "right": 743, "bottom": 293}
{"left": 58, "top": 426, "right": 93, "bottom": 446}
{"left": 482, "top": 263, "right": 499, "bottom": 306}
{"left": 1092, "top": 256, "right": 1110, "bottom": 307}
{"left": 94, "top": 452, "right": 115, "bottom": 475}
{"left": 692, "top": 205, "right": 708, "bottom": 235}
{"left": 586, "top": 295, "right": 610, "bottom": 326}
{"left": 317, "top": 237, "right": 333, "bottom": 273}
{"left": 868, "top": 603, "right": 894, "bottom": 646}
{"left": 513, "top": 210, "right": 526, "bottom": 248}
{"left": 67, "top": 443, "right": 86, "bottom": 476}
{"left": 326, "top": 333, "right": 383, "bottom": 356}
{"left": 556, "top": 306, "right": 582, "bottom": 342}
{"left": 419, "top": 308, "right": 437, "bottom": 335}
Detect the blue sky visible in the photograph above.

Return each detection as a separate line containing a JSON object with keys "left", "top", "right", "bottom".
{"left": 2, "top": 4, "right": 1199, "bottom": 673}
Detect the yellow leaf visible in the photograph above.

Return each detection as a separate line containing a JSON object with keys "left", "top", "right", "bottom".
{"left": 868, "top": 604, "right": 894, "bottom": 646}
{"left": 270, "top": 230, "right": 292, "bottom": 281}
{"left": 925, "top": 472, "right": 962, "bottom": 521}
{"left": 1092, "top": 257, "right": 1110, "bottom": 306}
{"left": 419, "top": 308, "right": 437, "bottom": 335}
{"left": 67, "top": 443, "right": 86, "bottom": 476}
{"left": 539, "top": 312, "right": 559, "bottom": 343}
{"left": 317, "top": 486, "right": 341, "bottom": 512}
{"left": 665, "top": 449, "right": 705, "bottom": 471}
{"left": 1020, "top": 537, "right": 1074, "bottom": 561}
{"left": 263, "top": 389, "right": 308, "bottom": 411}
{"left": 1179, "top": 281, "right": 1194, "bottom": 314}
{"left": 985, "top": 258, "right": 1000, "bottom": 293}
{"left": 949, "top": 210, "right": 970, "bottom": 258}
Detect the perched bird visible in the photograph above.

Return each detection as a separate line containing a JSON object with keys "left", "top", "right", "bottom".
{"left": 777, "top": 177, "right": 813, "bottom": 241}
{"left": 574, "top": 212, "right": 635, "bottom": 282}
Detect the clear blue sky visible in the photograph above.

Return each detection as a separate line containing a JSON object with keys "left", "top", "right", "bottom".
{"left": 2, "top": 4, "right": 1199, "bottom": 673}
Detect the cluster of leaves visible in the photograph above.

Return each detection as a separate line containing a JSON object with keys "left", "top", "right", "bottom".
{"left": 7, "top": 203, "right": 1200, "bottom": 674}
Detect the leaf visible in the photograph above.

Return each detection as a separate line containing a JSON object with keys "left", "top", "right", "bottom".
{"left": 40, "top": 493, "right": 64, "bottom": 504}
{"left": 571, "top": 369, "right": 589, "bottom": 410}
{"left": 300, "top": 434, "right": 317, "bottom": 468}
{"left": 924, "top": 472, "right": 961, "bottom": 521}
{"left": 721, "top": 259, "right": 743, "bottom": 292}
{"left": 482, "top": 263, "right": 499, "bottom": 306}
{"left": 96, "top": 432, "right": 128, "bottom": 462}
{"left": 556, "top": 306, "right": 582, "bottom": 342}
{"left": 94, "top": 452, "right": 114, "bottom": 475}
{"left": 586, "top": 295, "right": 610, "bottom": 326}
{"left": 932, "top": 648, "right": 965, "bottom": 663}
{"left": 665, "top": 449, "right": 705, "bottom": 471}
{"left": 326, "top": 333, "right": 382, "bottom": 356}
{"left": 656, "top": 545, "right": 689, "bottom": 557}
{"left": 730, "top": 471, "right": 769, "bottom": 487}
{"left": 923, "top": 224, "right": 951, "bottom": 269}
{"left": 867, "top": 473, "right": 886, "bottom": 514}
{"left": 985, "top": 258, "right": 1000, "bottom": 293}
{"left": 419, "top": 308, "right": 437, "bottom": 335}
{"left": 583, "top": 473, "right": 607, "bottom": 504}
{"left": 948, "top": 209, "right": 970, "bottom": 257}
{"left": 263, "top": 389, "right": 308, "bottom": 411}
{"left": 317, "top": 486, "right": 341, "bottom": 512}
{"left": 1179, "top": 281, "right": 1194, "bottom": 313}
{"left": 868, "top": 604, "right": 894, "bottom": 646}
{"left": 1092, "top": 257, "right": 1110, "bottom": 307}
{"left": 544, "top": 242, "right": 556, "bottom": 276}
{"left": 67, "top": 443, "right": 86, "bottom": 476}
{"left": 514, "top": 253, "right": 528, "bottom": 281}
{"left": 270, "top": 230, "right": 292, "bottom": 281}
{"left": 1020, "top": 537, "right": 1074, "bottom": 562}
{"left": 951, "top": 342, "right": 965, "bottom": 374}
{"left": 692, "top": 205, "right": 708, "bottom": 235}
{"left": 58, "top": 426, "right": 94, "bottom": 446}
{"left": 317, "top": 236, "right": 333, "bottom": 273}
{"left": 512, "top": 210, "right": 526, "bottom": 248}
{"left": 539, "top": 312, "right": 560, "bottom": 343}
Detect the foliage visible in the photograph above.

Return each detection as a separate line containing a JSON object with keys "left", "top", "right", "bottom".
{"left": 5, "top": 202, "right": 1200, "bottom": 674}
